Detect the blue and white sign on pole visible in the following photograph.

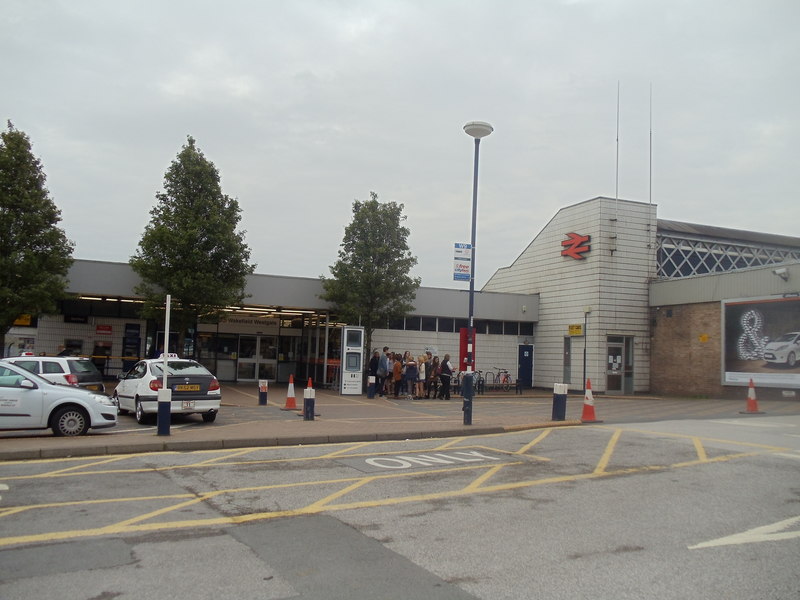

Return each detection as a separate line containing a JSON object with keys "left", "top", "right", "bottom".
{"left": 453, "top": 243, "right": 472, "bottom": 281}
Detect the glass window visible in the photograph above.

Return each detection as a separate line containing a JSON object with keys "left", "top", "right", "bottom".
{"left": 438, "top": 318, "right": 454, "bottom": 333}
{"left": 454, "top": 318, "right": 468, "bottom": 332}
{"left": 405, "top": 316, "right": 421, "bottom": 331}
{"left": 43, "top": 361, "right": 65, "bottom": 374}
{"left": 388, "top": 317, "right": 404, "bottom": 330}
{"left": 504, "top": 322, "right": 519, "bottom": 335}
{"left": 520, "top": 322, "right": 534, "bottom": 336}
{"left": 12, "top": 360, "right": 40, "bottom": 374}
{"left": 421, "top": 317, "right": 437, "bottom": 332}
{"left": 239, "top": 337, "right": 257, "bottom": 359}
{"left": 152, "top": 360, "right": 213, "bottom": 376}
{"left": 487, "top": 320, "right": 503, "bottom": 335}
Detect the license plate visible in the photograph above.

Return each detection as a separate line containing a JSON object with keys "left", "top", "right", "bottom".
{"left": 182, "top": 400, "right": 195, "bottom": 409}
{"left": 174, "top": 384, "right": 200, "bottom": 391}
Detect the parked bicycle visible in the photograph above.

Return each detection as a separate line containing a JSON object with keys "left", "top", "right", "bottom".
{"left": 485, "top": 367, "right": 512, "bottom": 391}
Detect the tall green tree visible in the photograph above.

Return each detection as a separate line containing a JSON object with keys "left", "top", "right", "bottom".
{"left": 130, "top": 136, "right": 255, "bottom": 355}
{"left": 321, "top": 191, "right": 420, "bottom": 358}
{"left": 0, "top": 122, "right": 74, "bottom": 344}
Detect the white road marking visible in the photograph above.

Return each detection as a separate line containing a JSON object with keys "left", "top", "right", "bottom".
{"left": 775, "top": 453, "right": 800, "bottom": 461}
{"left": 0, "top": 483, "right": 8, "bottom": 502}
{"left": 689, "top": 516, "right": 800, "bottom": 549}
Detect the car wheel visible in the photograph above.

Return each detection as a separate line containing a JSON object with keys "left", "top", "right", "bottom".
{"left": 135, "top": 398, "right": 149, "bottom": 425}
{"left": 202, "top": 411, "right": 217, "bottom": 423}
{"left": 788, "top": 352, "right": 797, "bottom": 368}
{"left": 113, "top": 391, "right": 128, "bottom": 415}
{"left": 51, "top": 406, "right": 90, "bottom": 436}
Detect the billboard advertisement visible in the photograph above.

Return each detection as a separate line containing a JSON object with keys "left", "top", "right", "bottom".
{"left": 723, "top": 295, "right": 800, "bottom": 387}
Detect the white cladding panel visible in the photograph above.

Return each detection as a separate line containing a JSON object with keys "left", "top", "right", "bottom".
{"left": 484, "top": 197, "right": 657, "bottom": 392}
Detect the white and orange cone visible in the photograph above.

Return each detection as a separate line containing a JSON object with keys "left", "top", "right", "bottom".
{"left": 581, "top": 378, "right": 603, "bottom": 423}
{"left": 740, "top": 378, "right": 764, "bottom": 414}
{"left": 281, "top": 374, "right": 298, "bottom": 410}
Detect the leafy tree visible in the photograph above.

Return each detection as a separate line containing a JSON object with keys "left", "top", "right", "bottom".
{"left": 130, "top": 136, "right": 255, "bottom": 355}
{"left": 321, "top": 191, "right": 420, "bottom": 359}
{"left": 0, "top": 122, "right": 74, "bottom": 345}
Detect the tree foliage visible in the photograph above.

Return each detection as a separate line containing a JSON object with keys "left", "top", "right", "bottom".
{"left": 321, "top": 191, "right": 420, "bottom": 355}
{"left": 0, "top": 122, "right": 74, "bottom": 339}
{"left": 130, "top": 136, "right": 255, "bottom": 351}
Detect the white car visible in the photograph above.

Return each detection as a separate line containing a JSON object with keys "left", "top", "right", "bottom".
{"left": 0, "top": 360, "right": 117, "bottom": 436}
{"left": 6, "top": 354, "right": 106, "bottom": 393}
{"left": 763, "top": 332, "right": 800, "bottom": 368}
{"left": 114, "top": 354, "right": 221, "bottom": 424}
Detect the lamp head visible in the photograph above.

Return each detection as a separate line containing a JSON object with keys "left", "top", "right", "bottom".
{"left": 463, "top": 121, "right": 493, "bottom": 139}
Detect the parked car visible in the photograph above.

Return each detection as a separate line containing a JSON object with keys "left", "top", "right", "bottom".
{"left": 6, "top": 354, "right": 105, "bottom": 393}
{"left": 763, "top": 332, "right": 800, "bottom": 368}
{"left": 0, "top": 360, "right": 117, "bottom": 436}
{"left": 114, "top": 354, "right": 221, "bottom": 424}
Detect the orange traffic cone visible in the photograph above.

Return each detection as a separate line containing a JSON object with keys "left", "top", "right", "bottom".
{"left": 740, "top": 378, "right": 764, "bottom": 414}
{"left": 281, "top": 374, "right": 298, "bottom": 410}
{"left": 581, "top": 379, "right": 603, "bottom": 423}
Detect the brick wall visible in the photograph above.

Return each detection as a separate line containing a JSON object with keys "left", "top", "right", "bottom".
{"left": 650, "top": 302, "right": 723, "bottom": 396}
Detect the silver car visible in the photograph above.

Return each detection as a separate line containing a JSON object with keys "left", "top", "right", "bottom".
{"left": 0, "top": 360, "right": 117, "bottom": 436}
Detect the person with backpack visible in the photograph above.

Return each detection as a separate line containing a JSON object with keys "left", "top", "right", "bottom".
{"left": 437, "top": 354, "right": 453, "bottom": 400}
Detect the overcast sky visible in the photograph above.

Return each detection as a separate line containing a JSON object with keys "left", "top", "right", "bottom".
{"left": 3, "top": 0, "right": 798, "bottom": 290}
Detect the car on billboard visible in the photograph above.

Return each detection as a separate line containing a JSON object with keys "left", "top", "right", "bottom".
{"left": 763, "top": 332, "right": 800, "bottom": 368}
{"left": 113, "top": 354, "right": 221, "bottom": 424}
{"left": 0, "top": 360, "right": 117, "bottom": 436}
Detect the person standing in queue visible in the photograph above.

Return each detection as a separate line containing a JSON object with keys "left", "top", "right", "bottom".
{"left": 376, "top": 346, "right": 390, "bottom": 397}
{"left": 368, "top": 350, "right": 380, "bottom": 394}
{"left": 392, "top": 352, "right": 403, "bottom": 398}
{"left": 404, "top": 354, "right": 418, "bottom": 399}
{"left": 438, "top": 354, "right": 453, "bottom": 400}
{"left": 426, "top": 356, "right": 440, "bottom": 399}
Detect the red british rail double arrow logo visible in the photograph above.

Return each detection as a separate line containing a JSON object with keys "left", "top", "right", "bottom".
{"left": 561, "top": 232, "right": 591, "bottom": 260}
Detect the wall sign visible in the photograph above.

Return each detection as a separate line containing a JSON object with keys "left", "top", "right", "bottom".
{"left": 561, "top": 232, "right": 591, "bottom": 260}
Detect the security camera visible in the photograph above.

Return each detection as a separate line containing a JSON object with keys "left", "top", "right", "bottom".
{"left": 772, "top": 267, "right": 789, "bottom": 281}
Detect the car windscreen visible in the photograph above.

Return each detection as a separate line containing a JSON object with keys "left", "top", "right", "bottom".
{"left": 151, "top": 361, "right": 212, "bottom": 376}
{"left": 774, "top": 333, "right": 798, "bottom": 343}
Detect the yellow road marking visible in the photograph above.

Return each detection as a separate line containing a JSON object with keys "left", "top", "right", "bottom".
{"left": 514, "top": 429, "right": 551, "bottom": 455}
{"left": 692, "top": 437, "right": 708, "bottom": 462}
{"left": 305, "top": 477, "right": 376, "bottom": 511}
{"left": 320, "top": 443, "right": 374, "bottom": 458}
{"left": 0, "top": 427, "right": 786, "bottom": 549}
{"left": 594, "top": 429, "right": 622, "bottom": 474}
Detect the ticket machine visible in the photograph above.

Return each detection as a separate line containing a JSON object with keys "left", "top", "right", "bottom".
{"left": 340, "top": 326, "right": 365, "bottom": 395}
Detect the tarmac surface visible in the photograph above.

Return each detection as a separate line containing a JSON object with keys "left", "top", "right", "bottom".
{"left": 1, "top": 382, "right": 798, "bottom": 461}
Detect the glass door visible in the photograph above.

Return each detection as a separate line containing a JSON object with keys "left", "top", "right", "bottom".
{"left": 606, "top": 341, "right": 623, "bottom": 394}
{"left": 237, "top": 336, "right": 278, "bottom": 382}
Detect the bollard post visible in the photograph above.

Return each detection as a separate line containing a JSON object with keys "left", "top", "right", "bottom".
{"left": 258, "top": 380, "right": 268, "bottom": 406}
{"left": 462, "top": 372, "right": 474, "bottom": 425}
{"left": 552, "top": 383, "right": 568, "bottom": 421}
{"left": 157, "top": 388, "right": 172, "bottom": 436}
{"left": 303, "top": 386, "right": 315, "bottom": 421}
{"left": 367, "top": 375, "right": 375, "bottom": 399}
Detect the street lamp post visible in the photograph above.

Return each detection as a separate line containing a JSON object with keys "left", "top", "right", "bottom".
{"left": 583, "top": 306, "right": 592, "bottom": 394}
{"left": 462, "top": 121, "right": 493, "bottom": 426}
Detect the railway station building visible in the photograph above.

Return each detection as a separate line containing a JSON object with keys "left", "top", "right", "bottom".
{"left": 5, "top": 196, "right": 799, "bottom": 398}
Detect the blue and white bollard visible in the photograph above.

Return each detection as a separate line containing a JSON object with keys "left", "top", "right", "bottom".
{"left": 258, "top": 380, "right": 268, "bottom": 406}
{"left": 367, "top": 375, "right": 376, "bottom": 398}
